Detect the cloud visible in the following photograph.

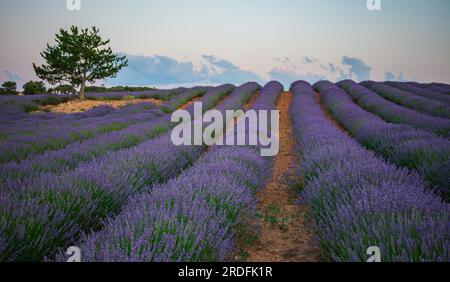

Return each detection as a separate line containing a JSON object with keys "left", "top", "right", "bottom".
{"left": 106, "top": 54, "right": 203, "bottom": 86}
{"left": 269, "top": 65, "right": 326, "bottom": 87}
{"left": 106, "top": 53, "right": 379, "bottom": 88}
{"left": 268, "top": 66, "right": 299, "bottom": 87}
{"left": 341, "top": 56, "right": 372, "bottom": 81}
{"left": 274, "top": 57, "right": 291, "bottom": 65}
{"left": 201, "top": 55, "right": 263, "bottom": 84}
{"left": 3, "top": 70, "right": 21, "bottom": 83}
{"left": 328, "top": 63, "right": 337, "bottom": 74}
{"left": 398, "top": 73, "right": 407, "bottom": 82}
{"left": 337, "top": 69, "right": 352, "bottom": 81}
{"left": 107, "top": 54, "right": 262, "bottom": 86}
{"left": 302, "top": 56, "right": 318, "bottom": 64}
{"left": 320, "top": 63, "right": 338, "bottom": 74}
{"left": 385, "top": 71, "right": 410, "bottom": 82}
{"left": 385, "top": 71, "right": 396, "bottom": 81}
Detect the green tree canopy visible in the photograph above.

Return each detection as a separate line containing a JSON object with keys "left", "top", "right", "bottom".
{"left": 33, "top": 26, "right": 128, "bottom": 99}
{"left": 49, "top": 84, "right": 75, "bottom": 95}
{"left": 23, "top": 81, "right": 47, "bottom": 95}
{"left": 1, "top": 81, "right": 17, "bottom": 94}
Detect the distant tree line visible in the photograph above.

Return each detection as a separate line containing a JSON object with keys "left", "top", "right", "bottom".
{"left": 0, "top": 80, "right": 48, "bottom": 95}
{"left": 0, "top": 80, "right": 155, "bottom": 96}
{"left": 0, "top": 81, "right": 18, "bottom": 95}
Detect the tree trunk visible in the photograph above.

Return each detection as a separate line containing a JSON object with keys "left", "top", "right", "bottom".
{"left": 79, "top": 74, "right": 87, "bottom": 100}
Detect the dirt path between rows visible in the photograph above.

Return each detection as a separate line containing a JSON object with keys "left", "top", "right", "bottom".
{"left": 315, "top": 91, "right": 348, "bottom": 134}
{"left": 179, "top": 97, "right": 202, "bottom": 110}
{"left": 243, "top": 91, "right": 320, "bottom": 262}
{"left": 35, "top": 98, "right": 164, "bottom": 114}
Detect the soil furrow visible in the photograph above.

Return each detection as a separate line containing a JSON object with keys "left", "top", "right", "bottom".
{"left": 242, "top": 91, "right": 320, "bottom": 262}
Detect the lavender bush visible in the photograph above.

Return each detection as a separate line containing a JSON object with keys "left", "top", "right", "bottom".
{"left": 0, "top": 88, "right": 185, "bottom": 138}
{"left": 338, "top": 80, "right": 450, "bottom": 137}
{"left": 0, "top": 94, "right": 69, "bottom": 122}
{"left": 61, "top": 81, "right": 282, "bottom": 262}
{"left": 0, "top": 83, "right": 258, "bottom": 261}
{"left": 0, "top": 85, "right": 235, "bottom": 182}
{"left": 289, "top": 80, "right": 449, "bottom": 262}
{"left": 386, "top": 81, "right": 450, "bottom": 104}
{"left": 362, "top": 81, "right": 450, "bottom": 119}
{"left": 314, "top": 81, "right": 450, "bottom": 199}
{"left": 0, "top": 89, "right": 178, "bottom": 124}
{"left": 0, "top": 88, "right": 208, "bottom": 163}
{"left": 84, "top": 88, "right": 185, "bottom": 101}
{"left": 0, "top": 103, "right": 154, "bottom": 140}
{"left": 0, "top": 104, "right": 116, "bottom": 143}
{"left": 412, "top": 82, "right": 450, "bottom": 95}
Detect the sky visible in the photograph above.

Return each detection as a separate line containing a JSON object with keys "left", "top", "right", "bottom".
{"left": 0, "top": 0, "right": 449, "bottom": 89}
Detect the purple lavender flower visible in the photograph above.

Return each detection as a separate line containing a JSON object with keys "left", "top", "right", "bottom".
{"left": 338, "top": 80, "right": 450, "bottom": 137}
{"left": 314, "top": 81, "right": 450, "bottom": 198}
{"left": 361, "top": 81, "right": 450, "bottom": 119}
{"left": 0, "top": 83, "right": 258, "bottom": 261}
{"left": 0, "top": 88, "right": 211, "bottom": 164}
{"left": 59, "top": 82, "right": 281, "bottom": 262}
{"left": 289, "top": 80, "right": 449, "bottom": 262}
{"left": 386, "top": 81, "right": 450, "bottom": 104}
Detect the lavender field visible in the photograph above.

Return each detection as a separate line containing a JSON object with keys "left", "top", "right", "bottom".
{"left": 0, "top": 80, "right": 448, "bottom": 262}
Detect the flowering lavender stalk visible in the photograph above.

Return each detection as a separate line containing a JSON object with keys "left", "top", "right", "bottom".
{"left": 0, "top": 83, "right": 258, "bottom": 262}
{"left": 0, "top": 103, "right": 152, "bottom": 141}
{"left": 414, "top": 83, "right": 450, "bottom": 95}
{"left": 0, "top": 95, "right": 61, "bottom": 123}
{"left": 3, "top": 104, "right": 115, "bottom": 126}
{"left": 338, "top": 80, "right": 450, "bottom": 137}
{"left": 0, "top": 86, "right": 235, "bottom": 182}
{"left": 386, "top": 81, "right": 450, "bottom": 104}
{"left": 65, "top": 82, "right": 282, "bottom": 262}
{"left": 0, "top": 88, "right": 184, "bottom": 138}
{"left": 0, "top": 88, "right": 209, "bottom": 164}
{"left": 290, "top": 80, "right": 449, "bottom": 262}
{"left": 315, "top": 81, "right": 450, "bottom": 199}
{"left": 0, "top": 105, "right": 118, "bottom": 145}
{"left": 362, "top": 81, "right": 450, "bottom": 119}
{"left": 85, "top": 88, "right": 185, "bottom": 101}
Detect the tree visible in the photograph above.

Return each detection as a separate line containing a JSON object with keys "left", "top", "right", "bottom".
{"left": 50, "top": 84, "right": 74, "bottom": 95}
{"left": 23, "top": 81, "right": 47, "bottom": 95}
{"left": 33, "top": 26, "right": 128, "bottom": 99}
{"left": 1, "top": 81, "right": 17, "bottom": 94}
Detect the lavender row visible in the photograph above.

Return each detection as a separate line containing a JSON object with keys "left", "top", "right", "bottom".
{"left": 0, "top": 85, "right": 235, "bottom": 182}
{"left": 0, "top": 83, "right": 259, "bottom": 261}
{"left": 0, "top": 94, "right": 84, "bottom": 123}
{"left": 289, "top": 81, "right": 449, "bottom": 262}
{"left": 361, "top": 81, "right": 450, "bottom": 119}
{"left": 0, "top": 87, "right": 194, "bottom": 139}
{"left": 0, "top": 88, "right": 207, "bottom": 164}
{"left": 1, "top": 102, "right": 156, "bottom": 143}
{"left": 0, "top": 105, "right": 118, "bottom": 143}
{"left": 0, "top": 103, "right": 161, "bottom": 162}
{"left": 0, "top": 88, "right": 184, "bottom": 137}
{"left": 338, "top": 80, "right": 450, "bottom": 137}
{"left": 0, "top": 94, "right": 71, "bottom": 119}
{"left": 386, "top": 81, "right": 450, "bottom": 104}
{"left": 413, "top": 82, "right": 450, "bottom": 95}
{"left": 2, "top": 104, "right": 115, "bottom": 127}
{"left": 84, "top": 88, "right": 185, "bottom": 101}
{"left": 315, "top": 81, "right": 450, "bottom": 198}
{"left": 60, "top": 81, "right": 282, "bottom": 262}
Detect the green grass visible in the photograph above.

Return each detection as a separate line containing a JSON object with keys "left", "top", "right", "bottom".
{"left": 22, "top": 103, "right": 39, "bottom": 113}
{"left": 96, "top": 122, "right": 129, "bottom": 134}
